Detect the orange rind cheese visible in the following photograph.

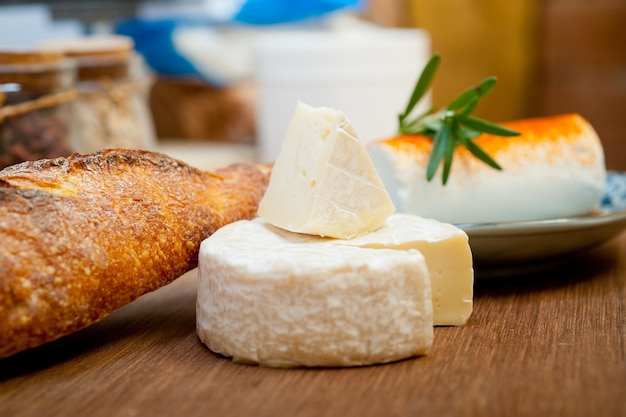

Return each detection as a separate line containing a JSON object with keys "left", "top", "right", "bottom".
{"left": 368, "top": 113, "right": 606, "bottom": 223}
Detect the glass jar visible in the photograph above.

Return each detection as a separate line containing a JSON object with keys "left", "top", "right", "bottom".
{"left": 38, "top": 35, "right": 156, "bottom": 154}
{"left": 0, "top": 50, "right": 76, "bottom": 170}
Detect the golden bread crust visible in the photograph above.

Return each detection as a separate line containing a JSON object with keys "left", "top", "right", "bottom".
{"left": 0, "top": 149, "right": 269, "bottom": 359}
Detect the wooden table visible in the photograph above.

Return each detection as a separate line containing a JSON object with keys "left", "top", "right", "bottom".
{"left": 1, "top": 143, "right": 625, "bottom": 417}
{"left": 1, "top": 227, "right": 625, "bottom": 417}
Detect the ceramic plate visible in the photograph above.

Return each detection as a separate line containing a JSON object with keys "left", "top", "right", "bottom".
{"left": 458, "top": 171, "right": 626, "bottom": 278}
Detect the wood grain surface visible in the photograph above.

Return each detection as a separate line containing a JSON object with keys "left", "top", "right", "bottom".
{"left": 1, "top": 232, "right": 625, "bottom": 417}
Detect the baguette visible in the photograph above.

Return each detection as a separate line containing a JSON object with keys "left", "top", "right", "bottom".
{"left": 0, "top": 149, "right": 270, "bottom": 359}
{"left": 368, "top": 113, "right": 606, "bottom": 224}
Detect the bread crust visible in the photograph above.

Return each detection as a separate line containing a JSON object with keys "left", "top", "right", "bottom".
{"left": 0, "top": 149, "right": 270, "bottom": 359}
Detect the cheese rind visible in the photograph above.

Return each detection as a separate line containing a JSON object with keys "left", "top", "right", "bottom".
{"left": 330, "top": 213, "right": 473, "bottom": 326}
{"left": 244, "top": 215, "right": 472, "bottom": 325}
{"left": 257, "top": 101, "right": 394, "bottom": 239}
{"left": 196, "top": 219, "right": 433, "bottom": 368}
{"left": 368, "top": 113, "right": 606, "bottom": 224}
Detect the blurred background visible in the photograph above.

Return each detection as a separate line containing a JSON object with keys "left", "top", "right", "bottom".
{"left": 0, "top": 0, "right": 624, "bottom": 169}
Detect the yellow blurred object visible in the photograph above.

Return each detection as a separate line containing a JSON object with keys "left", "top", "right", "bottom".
{"left": 364, "top": 0, "right": 538, "bottom": 122}
{"left": 406, "top": 0, "right": 539, "bottom": 123}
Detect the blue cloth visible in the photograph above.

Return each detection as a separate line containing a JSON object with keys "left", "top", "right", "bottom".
{"left": 234, "top": 0, "right": 361, "bottom": 24}
{"left": 116, "top": 18, "right": 201, "bottom": 79}
{"left": 114, "top": 0, "right": 363, "bottom": 84}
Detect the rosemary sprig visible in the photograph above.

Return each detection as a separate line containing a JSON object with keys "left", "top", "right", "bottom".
{"left": 398, "top": 54, "right": 520, "bottom": 185}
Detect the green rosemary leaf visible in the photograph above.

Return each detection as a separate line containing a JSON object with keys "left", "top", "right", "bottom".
{"left": 398, "top": 55, "right": 520, "bottom": 184}
{"left": 426, "top": 125, "right": 448, "bottom": 181}
{"left": 441, "top": 123, "right": 456, "bottom": 184}
{"left": 399, "top": 119, "right": 421, "bottom": 134}
{"left": 458, "top": 115, "right": 520, "bottom": 136}
{"left": 421, "top": 118, "right": 443, "bottom": 134}
{"left": 457, "top": 131, "right": 502, "bottom": 170}
{"left": 399, "top": 54, "right": 440, "bottom": 122}
{"left": 446, "top": 76, "right": 497, "bottom": 111}
{"left": 458, "top": 125, "right": 481, "bottom": 139}
{"left": 399, "top": 108, "right": 435, "bottom": 134}
{"left": 457, "top": 97, "right": 478, "bottom": 118}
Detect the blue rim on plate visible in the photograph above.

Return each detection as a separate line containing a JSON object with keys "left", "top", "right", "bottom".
{"left": 600, "top": 171, "right": 626, "bottom": 212}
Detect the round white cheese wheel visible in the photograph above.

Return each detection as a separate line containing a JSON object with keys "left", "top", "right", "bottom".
{"left": 196, "top": 219, "right": 433, "bottom": 368}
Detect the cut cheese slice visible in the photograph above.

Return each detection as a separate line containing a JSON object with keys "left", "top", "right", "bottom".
{"left": 196, "top": 219, "right": 433, "bottom": 368}
{"left": 331, "top": 213, "right": 473, "bottom": 326}
{"left": 257, "top": 101, "right": 394, "bottom": 239}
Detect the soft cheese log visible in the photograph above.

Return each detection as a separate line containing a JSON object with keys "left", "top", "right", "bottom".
{"left": 197, "top": 219, "right": 433, "bottom": 367}
{"left": 0, "top": 149, "right": 270, "bottom": 359}
{"left": 257, "top": 101, "right": 394, "bottom": 239}
{"left": 332, "top": 213, "right": 473, "bottom": 326}
{"left": 368, "top": 113, "right": 606, "bottom": 224}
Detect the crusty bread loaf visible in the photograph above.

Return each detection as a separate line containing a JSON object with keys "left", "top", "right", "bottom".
{"left": 368, "top": 113, "right": 606, "bottom": 224}
{"left": 0, "top": 149, "right": 270, "bottom": 359}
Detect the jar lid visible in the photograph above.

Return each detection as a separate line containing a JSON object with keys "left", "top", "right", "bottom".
{"left": 0, "top": 50, "right": 64, "bottom": 66}
{"left": 38, "top": 35, "right": 135, "bottom": 81}
{"left": 0, "top": 49, "right": 71, "bottom": 93}
{"left": 39, "top": 35, "right": 133, "bottom": 62}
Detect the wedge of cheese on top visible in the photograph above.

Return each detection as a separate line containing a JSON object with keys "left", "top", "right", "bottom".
{"left": 197, "top": 218, "right": 433, "bottom": 368}
{"left": 257, "top": 101, "right": 394, "bottom": 239}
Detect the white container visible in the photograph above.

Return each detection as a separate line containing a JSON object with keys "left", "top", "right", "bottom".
{"left": 255, "top": 28, "right": 430, "bottom": 163}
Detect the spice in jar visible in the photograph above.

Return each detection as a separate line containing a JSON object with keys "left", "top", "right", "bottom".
{"left": 38, "top": 35, "right": 156, "bottom": 154}
{"left": 0, "top": 50, "right": 76, "bottom": 170}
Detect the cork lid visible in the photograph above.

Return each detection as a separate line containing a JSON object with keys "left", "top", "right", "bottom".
{"left": 38, "top": 35, "right": 134, "bottom": 81}
{"left": 0, "top": 49, "right": 70, "bottom": 93}
{"left": 0, "top": 49, "right": 64, "bottom": 66}
{"left": 39, "top": 35, "right": 133, "bottom": 60}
